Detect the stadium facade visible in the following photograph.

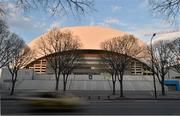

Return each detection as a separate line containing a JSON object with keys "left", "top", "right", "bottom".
{"left": 26, "top": 26, "right": 151, "bottom": 76}
{"left": 26, "top": 49, "right": 151, "bottom": 76}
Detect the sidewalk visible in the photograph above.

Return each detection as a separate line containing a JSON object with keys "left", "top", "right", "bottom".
{"left": 1, "top": 90, "right": 180, "bottom": 101}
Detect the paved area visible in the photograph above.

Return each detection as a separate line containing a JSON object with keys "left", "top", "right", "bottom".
{"left": 1, "top": 90, "right": 180, "bottom": 115}
{"left": 1, "top": 90, "right": 180, "bottom": 100}
{"left": 1, "top": 99, "right": 180, "bottom": 115}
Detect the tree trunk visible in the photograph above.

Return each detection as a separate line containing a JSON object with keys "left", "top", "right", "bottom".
{"left": 55, "top": 77, "right": 59, "bottom": 91}
{"left": 63, "top": 81, "right": 66, "bottom": 92}
{"left": 153, "top": 74, "right": 157, "bottom": 99}
{"left": 63, "top": 75, "right": 67, "bottom": 92}
{"left": 112, "top": 81, "right": 116, "bottom": 95}
{"left": 10, "top": 81, "right": 15, "bottom": 95}
{"left": 10, "top": 72, "right": 17, "bottom": 95}
{"left": 161, "top": 77, "right": 165, "bottom": 96}
{"left": 119, "top": 76, "right": 124, "bottom": 97}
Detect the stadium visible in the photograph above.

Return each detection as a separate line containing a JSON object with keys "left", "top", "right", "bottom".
{"left": 26, "top": 26, "right": 150, "bottom": 75}
{"left": 0, "top": 26, "right": 165, "bottom": 91}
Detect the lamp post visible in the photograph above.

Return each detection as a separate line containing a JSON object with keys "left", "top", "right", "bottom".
{"left": 32, "top": 58, "right": 36, "bottom": 80}
{"left": 150, "top": 33, "right": 157, "bottom": 99}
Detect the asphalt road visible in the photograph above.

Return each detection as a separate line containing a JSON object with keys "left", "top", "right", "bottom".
{"left": 1, "top": 99, "right": 180, "bottom": 115}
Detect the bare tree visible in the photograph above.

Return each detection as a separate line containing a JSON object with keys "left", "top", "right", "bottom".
{"left": 0, "top": 0, "right": 94, "bottom": 17}
{"left": 152, "top": 40, "right": 175, "bottom": 95}
{"left": 167, "top": 37, "right": 180, "bottom": 72}
{"left": 7, "top": 33, "right": 34, "bottom": 95}
{"left": 0, "top": 19, "right": 11, "bottom": 68}
{"left": 57, "top": 36, "right": 81, "bottom": 93}
{"left": 100, "top": 50, "right": 118, "bottom": 95}
{"left": 61, "top": 49, "right": 80, "bottom": 93}
{"left": 149, "top": 0, "right": 180, "bottom": 21}
{"left": 147, "top": 47, "right": 158, "bottom": 99}
{"left": 146, "top": 33, "right": 157, "bottom": 99}
{"left": 39, "top": 27, "right": 81, "bottom": 91}
{"left": 101, "top": 35, "right": 143, "bottom": 97}
{"left": 0, "top": 2, "right": 5, "bottom": 16}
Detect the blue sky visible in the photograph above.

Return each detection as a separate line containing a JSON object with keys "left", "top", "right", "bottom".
{"left": 4, "top": 0, "right": 180, "bottom": 44}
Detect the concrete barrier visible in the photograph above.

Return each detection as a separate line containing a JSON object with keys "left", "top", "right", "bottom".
{"left": 0, "top": 68, "right": 166, "bottom": 91}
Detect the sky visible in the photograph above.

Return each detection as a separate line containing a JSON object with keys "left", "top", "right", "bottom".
{"left": 3, "top": 0, "right": 180, "bottom": 44}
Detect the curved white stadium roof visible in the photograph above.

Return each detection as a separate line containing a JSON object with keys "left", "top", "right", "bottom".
{"left": 28, "top": 26, "right": 147, "bottom": 59}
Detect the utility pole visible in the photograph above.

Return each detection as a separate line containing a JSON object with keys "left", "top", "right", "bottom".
{"left": 150, "top": 33, "right": 157, "bottom": 99}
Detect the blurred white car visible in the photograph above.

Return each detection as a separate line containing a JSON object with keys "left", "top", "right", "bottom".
{"left": 21, "top": 93, "right": 86, "bottom": 111}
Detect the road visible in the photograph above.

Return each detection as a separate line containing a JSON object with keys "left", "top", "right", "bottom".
{"left": 1, "top": 99, "right": 180, "bottom": 115}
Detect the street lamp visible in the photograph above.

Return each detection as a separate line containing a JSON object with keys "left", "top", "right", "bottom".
{"left": 150, "top": 33, "right": 157, "bottom": 99}
{"left": 32, "top": 58, "right": 36, "bottom": 80}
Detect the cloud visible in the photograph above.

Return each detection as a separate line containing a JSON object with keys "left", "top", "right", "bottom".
{"left": 50, "top": 21, "right": 61, "bottom": 28}
{"left": 136, "top": 27, "right": 163, "bottom": 36}
{"left": 127, "top": 24, "right": 180, "bottom": 44}
{"left": 105, "top": 18, "right": 121, "bottom": 25}
{"left": 98, "top": 18, "right": 126, "bottom": 27}
{"left": 138, "top": 0, "right": 149, "bottom": 7}
{"left": 8, "top": 13, "right": 34, "bottom": 30}
{"left": 5, "top": 3, "right": 49, "bottom": 32}
{"left": 153, "top": 31, "right": 180, "bottom": 42}
{"left": 46, "top": 20, "right": 63, "bottom": 31}
{"left": 112, "top": 5, "right": 122, "bottom": 12}
{"left": 2, "top": 2, "right": 53, "bottom": 43}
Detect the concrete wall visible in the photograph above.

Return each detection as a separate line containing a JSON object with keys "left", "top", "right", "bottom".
{"left": 0, "top": 68, "right": 33, "bottom": 89}
{"left": 166, "top": 68, "right": 180, "bottom": 79}
{"left": 2, "top": 79, "right": 163, "bottom": 91}
{"left": 33, "top": 73, "right": 154, "bottom": 81}
{"left": 0, "top": 68, "right": 33, "bottom": 80}
{"left": 0, "top": 68, "right": 164, "bottom": 91}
